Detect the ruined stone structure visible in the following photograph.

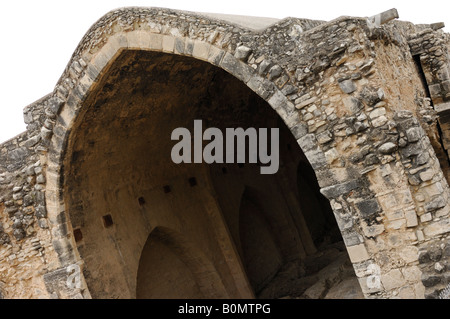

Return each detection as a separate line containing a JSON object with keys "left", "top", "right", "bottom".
{"left": 1, "top": 7, "right": 450, "bottom": 299}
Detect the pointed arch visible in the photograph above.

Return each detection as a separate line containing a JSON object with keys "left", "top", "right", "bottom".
{"left": 136, "top": 226, "right": 229, "bottom": 299}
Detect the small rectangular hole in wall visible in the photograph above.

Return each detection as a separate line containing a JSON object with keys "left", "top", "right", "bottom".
{"left": 188, "top": 177, "right": 197, "bottom": 187}
{"left": 102, "top": 214, "right": 114, "bottom": 228}
{"left": 74, "top": 228, "right": 83, "bottom": 242}
{"left": 222, "top": 167, "right": 228, "bottom": 174}
{"left": 163, "top": 185, "right": 171, "bottom": 193}
{"left": 138, "top": 197, "right": 146, "bottom": 206}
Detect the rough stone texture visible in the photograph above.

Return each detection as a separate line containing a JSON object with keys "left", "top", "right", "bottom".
{"left": 0, "top": 7, "right": 450, "bottom": 299}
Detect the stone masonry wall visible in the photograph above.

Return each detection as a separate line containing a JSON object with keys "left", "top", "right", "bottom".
{"left": 0, "top": 128, "right": 56, "bottom": 298}
{"left": 0, "top": 7, "right": 450, "bottom": 298}
{"left": 409, "top": 28, "right": 450, "bottom": 187}
{"left": 288, "top": 16, "right": 450, "bottom": 298}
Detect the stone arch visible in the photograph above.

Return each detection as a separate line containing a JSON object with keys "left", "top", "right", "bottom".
{"left": 136, "top": 226, "right": 229, "bottom": 299}
{"left": 46, "top": 28, "right": 320, "bottom": 265}
{"left": 42, "top": 9, "right": 346, "bottom": 298}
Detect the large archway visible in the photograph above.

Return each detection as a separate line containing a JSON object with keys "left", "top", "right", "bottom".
{"left": 62, "top": 50, "right": 259, "bottom": 298}
{"left": 44, "top": 30, "right": 359, "bottom": 298}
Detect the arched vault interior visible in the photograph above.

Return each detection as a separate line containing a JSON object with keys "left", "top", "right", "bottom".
{"left": 63, "top": 49, "right": 353, "bottom": 299}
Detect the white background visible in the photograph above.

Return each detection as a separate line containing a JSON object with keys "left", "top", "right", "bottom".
{"left": 0, "top": 0, "right": 449, "bottom": 143}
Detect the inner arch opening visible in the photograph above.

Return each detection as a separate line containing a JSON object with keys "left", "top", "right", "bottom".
{"left": 136, "top": 226, "right": 228, "bottom": 299}
{"left": 62, "top": 49, "right": 358, "bottom": 299}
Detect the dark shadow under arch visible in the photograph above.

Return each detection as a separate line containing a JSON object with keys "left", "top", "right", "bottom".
{"left": 296, "top": 161, "right": 342, "bottom": 248}
{"left": 238, "top": 188, "right": 284, "bottom": 293}
{"left": 136, "top": 226, "right": 229, "bottom": 299}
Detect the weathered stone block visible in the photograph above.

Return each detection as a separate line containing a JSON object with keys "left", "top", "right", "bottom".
{"left": 24, "top": 135, "right": 41, "bottom": 148}
{"left": 347, "top": 244, "right": 370, "bottom": 263}
{"left": 419, "top": 169, "right": 435, "bottom": 182}
{"left": 405, "top": 210, "right": 419, "bottom": 227}
{"left": 247, "top": 76, "right": 274, "bottom": 100}
{"left": 38, "top": 218, "right": 49, "bottom": 229}
{"left": 397, "top": 286, "right": 416, "bottom": 298}
{"left": 381, "top": 269, "right": 406, "bottom": 290}
{"left": 355, "top": 198, "right": 382, "bottom": 219}
{"left": 361, "top": 221, "right": 385, "bottom": 237}
{"left": 399, "top": 246, "right": 419, "bottom": 264}
{"left": 441, "top": 80, "right": 450, "bottom": 94}
{"left": 220, "top": 52, "right": 253, "bottom": 83}
{"left": 402, "top": 266, "right": 422, "bottom": 283}
{"left": 372, "top": 116, "right": 388, "bottom": 127}
{"left": 400, "top": 142, "right": 422, "bottom": 158}
{"left": 416, "top": 152, "right": 430, "bottom": 165}
{"left": 268, "top": 65, "right": 282, "bottom": 80}
{"left": 423, "top": 218, "right": 450, "bottom": 237}
{"left": 378, "top": 142, "right": 397, "bottom": 154}
{"left": 338, "top": 79, "right": 357, "bottom": 94}
{"left": 35, "top": 205, "right": 47, "bottom": 219}
{"left": 290, "top": 123, "right": 308, "bottom": 140}
{"left": 162, "top": 35, "right": 175, "bottom": 53}
{"left": 174, "top": 37, "right": 185, "bottom": 55}
{"left": 334, "top": 211, "right": 354, "bottom": 231}
{"left": 304, "top": 149, "right": 327, "bottom": 170}
{"left": 429, "top": 83, "right": 443, "bottom": 99}
{"left": 429, "top": 245, "right": 443, "bottom": 262}
{"left": 316, "top": 130, "right": 333, "bottom": 144}
{"left": 421, "top": 273, "right": 441, "bottom": 287}
{"left": 126, "top": 30, "right": 144, "bottom": 49}
{"left": 258, "top": 60, "right": 272, "bottom": 75}
{"left": 386, "top": 219, "right": 406, "bottom": 230}
{"left": 281, "top": 85, "right": 297, "bottom": 96}
{"left": 234, "top": 45, "right": 252, "bottom": 61}
{"left": 90, "top": 51, "right": 110, "bottom": 72}
{"left": 148, "top": 33, "right": 163, "bottom": 51}
{"left": 295, "top": 97, "right": 317, "bottom": 110}
{"left": 343, "top": 97, "right": 363, "bottom": 114}
{"left": 406, "top": 127, "right": 422, "bottom": 143}
{"left": 369, "top": 107, "right": 386, "bottom": 119}
{"left": 357, "top": 276, "right": 383, "bottom": 294}
{"left": 325, "top": 148, "right": 340, "bottom": 164}
{"left": 420, "top": 213, "right": 432, "bottom": 223}
{"left": 268, "top": 90, "right": 293, "bottom": 115}
{"left": 297, "top": 134, "right": 317, "bottom": 152}
{"left": 424, "top": 195, "right": 447, "bottom": 212}
{"left": 320, "top": 179, "right": 361, "bottom": 199}
{"left": 192, "top": 41, "right": 210, "bottom": 61}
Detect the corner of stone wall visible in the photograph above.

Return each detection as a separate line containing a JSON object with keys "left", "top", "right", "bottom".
{"left": 298, "top": 17, "right": 450, "bottom": 298}
{"left": 0, "top": 94, "right": 59, "bottom": 298}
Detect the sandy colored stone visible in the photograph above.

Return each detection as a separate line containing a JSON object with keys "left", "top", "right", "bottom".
{"left": 346, "top": 244, "right": 370, "bottom": 263}
{"left": 381, "top": 269, "right": 406, "bottom": 291}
